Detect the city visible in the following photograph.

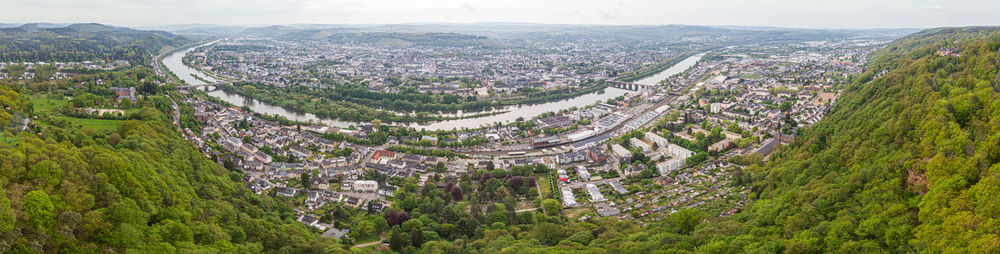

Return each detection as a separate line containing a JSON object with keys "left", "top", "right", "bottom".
{"left": 0, "top": 1, "right": 998, "bottom": 253}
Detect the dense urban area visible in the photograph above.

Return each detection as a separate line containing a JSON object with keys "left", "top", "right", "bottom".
{"left": 0, "top": 21, "right": 998, "bottom": 253}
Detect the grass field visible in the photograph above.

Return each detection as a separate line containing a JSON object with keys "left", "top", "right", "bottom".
{"left": 30, "top": 96, "right": 123, "bottom": 133}
{"left": 354, "top": 234, "right": 380, "bottom": 244}
{"left": 536, "top": 175, "right": 551, "bottom": 198}
{"left": 29, "top": 97, "right": 68, "bottom": 113}
{"left": 58, "top": 116, "right": 121, "bottom": 133}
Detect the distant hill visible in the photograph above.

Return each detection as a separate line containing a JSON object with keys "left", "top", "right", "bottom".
{"left": 239, "top": 25, "right": 496, "bottom": 47}
{"left": 0, "top": 23, "right": 189, "bottom": 65}
{"left": 232, "top": 23, "right": 904, "bottom": 48}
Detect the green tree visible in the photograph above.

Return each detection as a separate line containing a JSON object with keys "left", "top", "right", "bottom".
{"left": 541, "top": 199, "right": 560, "bottom": 216}
{"left": 24, "top": 190, "right": 55, "bottom": 228}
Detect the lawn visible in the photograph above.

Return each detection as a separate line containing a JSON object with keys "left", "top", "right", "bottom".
{"left": 29, "top": 97, "right": 68, "bottom": 113}
{"left": 536, "top": 175, "right": 551, "bottom": 198}
{"left": 354, "top": 234, "right": 381, "bottom": 245}
{"left": 58, "top": 116, "right": 121, "bottom": 133}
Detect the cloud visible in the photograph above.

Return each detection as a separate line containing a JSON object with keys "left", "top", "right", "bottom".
{"left": 0, "top": 0, "right": 998, "bottom": 28}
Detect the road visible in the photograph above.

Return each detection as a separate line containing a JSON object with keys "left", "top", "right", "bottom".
{"left": 354, "top": 240, "right": 383, "bottom": 248}
{"left": 169, "top": 95, "right": 181, "bottom": 130}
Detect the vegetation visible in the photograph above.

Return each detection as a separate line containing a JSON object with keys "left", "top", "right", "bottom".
{"left": 0, "top": 23, "right": 189, "bottom": 65}
{"left": 0, "top": 84, "right": 339, "bottom": 252}
{"left": 220, "top": 80, "right": 609, "bottom": 123}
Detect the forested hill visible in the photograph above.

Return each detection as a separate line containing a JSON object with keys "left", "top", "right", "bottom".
{"left": 396, "top": 27, "right": 1000, "bottom": 253}
{"left": 0, "top": 23, "right": 189, "bottom": 65}
{"left": 703, "top": 27, "right": 1000, "bottom": 252}
{"left": 0, "top": 85, "right": 338, "bottom": 251}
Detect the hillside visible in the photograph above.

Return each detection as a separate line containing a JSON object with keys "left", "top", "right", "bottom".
{"left": 0, "top": 23, "right": 189, "bottom": 65}
{"left": 0, "top": 74, "right": 338, "bottom": 251}
{"left": 385, "top": 27, "right": 1000, "bottom": 253}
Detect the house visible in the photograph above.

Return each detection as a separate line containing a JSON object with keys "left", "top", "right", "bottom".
{"left": 586, "top": 184, "right": 606, "bottom": 202}
{"left": 594, "top": 202, "right": 620, "bottom": 217}
{"left": 352, "top": 180, "right": 378, "bottom": 192}
{"left": 371, "top": 150, "right": 396, "bottom": 163}
{"left": 587, "top": 149, "right": 609, "bottom": 163}
{"left": 276, "top": 187, "right": 297, "bottom": 197}
{"left": 343, "top": 196, "right": 363, "bottom": 208}
{"left": 577, "top": 166, "right": 591, "bottom": 181}
{"left": 378, "top": 184, "right": 398, "bottom": 197}
{"left": 365, "top": 200, "right": 385, "bottom": 213}
{"left": 561, "top": 187, "right": 578, "bottom": 207}
{"left": 557, "top": 151, "right": 587, "bottom": 164}
{"left": 109, "top": 86, "right": 137, "bottom": 104}
{"left": 298, "top": 214, "right": 323, "bottom": 230}
{"left": 307, "top": 191, "right": 322, "bottom": 203}
{"left": 557, "top": 169, "right": 569, "bottom": 182}
{"left": 421, "top": 135, "right": 439, "bottom": 145}
{"left": 321, "top": 228, "right": 349, "bottom": 239}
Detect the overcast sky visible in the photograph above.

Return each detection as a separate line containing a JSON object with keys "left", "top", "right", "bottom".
{"left": 3, "top": 0, "right": 999, "bottom": 29}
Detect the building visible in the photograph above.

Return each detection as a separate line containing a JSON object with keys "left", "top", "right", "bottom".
{"left": 587, "top": 149, "right": 610, "bottom": 163}
{"left": 657, "top": 157, "right": 685, "bottom": 175}
{"left": 577, "top": 166, "right": 591, "bottom": 181}
{"left": 667, "top": 144, "right": 694, "bottom": 159}
{"left": 630, "top": 137, "right": 652, "bottom": 152}
{"left": 644, "top": 132, "right": 669, "bottom": 148}
{"left": 561, "top": 187, "right": 578, "bottom": 207}
{"left": 611, "top": 144, "right": 632, "bottom": 159}
{"left": 276, "top": 187, "right": 297, "bottom": 197}
{"left": 530, "top": 135, "right": 561, "bottom": 148}
{"left": 352, "top": 180, "right": 378, "bottom": 192}
{"left": 586, "top": 184, "right": 606, "bottom": 202}
{"left": 378, "top": 184, "right": 398, "bottom": 197}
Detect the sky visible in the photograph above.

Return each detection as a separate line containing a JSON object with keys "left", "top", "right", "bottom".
{"left": 3, "top": 0, "right": 1000, "bottom": 29}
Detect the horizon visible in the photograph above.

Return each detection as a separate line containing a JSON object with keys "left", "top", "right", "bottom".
{"left": 3, "top": 0, "right": 999, "bottom": 30}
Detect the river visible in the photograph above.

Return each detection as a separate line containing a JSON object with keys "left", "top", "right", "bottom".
{"left": 161, "top": 43, "right": 703, "bottom": 131}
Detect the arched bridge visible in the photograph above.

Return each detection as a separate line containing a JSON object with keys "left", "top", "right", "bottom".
{"left": 608, "top": 81, "right": 653, "bottom": 91}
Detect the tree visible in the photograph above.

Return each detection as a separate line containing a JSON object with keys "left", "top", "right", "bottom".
{"left": 301, "top": 171, "right": 311, "bottom": 189}
{"left": 541, "top": 199, "right": 560, "bottom": 216}
{"left": 450, "top": 186, "right": 464, "bottom": 201}
{"left": 668, "top": 208, "right": 706, "bottom": 234}
{"left": 241, "top": 85, "right": 256, "bottom": 96}
{"left": 479, "top": 171, "right": 493, "bottom": 184}
{"left": 24, "top": 190, "right": 55, "bottom": 228}
{"left": 411, "top": 227, "right": 425, "bottom": 248}
{"left": 389, "top": 228, "right": 409, "bottom": 251}
{"left": 385, "top": 210, "right": 410, "bottom": 227}
{"left": 509, "top": 176, "right": 525, "bottom": 191}
{"left": 0, "top": 183, "right": 14, "bottom": 232}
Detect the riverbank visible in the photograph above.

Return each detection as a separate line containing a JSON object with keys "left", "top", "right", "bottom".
{"left": 217, "top": 84, "right": 507, "bottom": 123}
{"left": 617, "top": 52, "right": 696, "bottom": 82}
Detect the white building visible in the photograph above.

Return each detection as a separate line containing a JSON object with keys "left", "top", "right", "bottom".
{"left": 644, "top": 132, "right": 669, "bottom": 148}
{"left": 586, "top": 184, "right": 606, "bottom": 202}
{"left": 577, "top": 166, "right": 591, "bottom": 181}
{"left": 657, "top": 157, "right": 685, "bottom": 175}
{"left": 611, "top": 144, "right": 632, "bottom": 159}
{"left": 630, "top": 137, "right": 652, "bottom": 153}
{"left": 352, "top": 180, "right": 378, "bottom": 192}
{"left": 561, "top": 187, "right": 578, "bottom": 207}
{"left": 667, "top": 144, "right": 695, "bottom": 159}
